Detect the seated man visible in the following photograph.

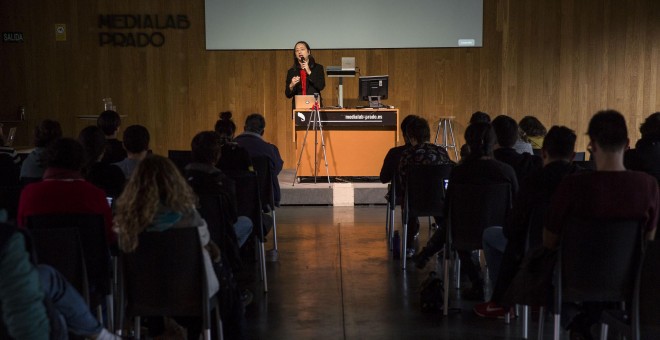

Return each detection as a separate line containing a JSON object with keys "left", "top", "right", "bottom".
{"left": 397, "top": 117, "right": 454, "bottom": 257}
{"left": 20, "top": 119, "right": 62, "bottom": 183}
{"left": 474, "top": 126, "right": 581, "bottom": 318}
{"left": 17, "top": 138, "right": 114, "bottom": 242}
{"left": 113, "top": 124, "right": 150, "bottom": 179}
{"left": 234, "top": 113, "right": 284, "bottom": 205}
{"left": 380, "top": 115, "right": 418, "bottom": 204}
{"left": 97, "top": 110, "right": 127, "bottom": 164}
{"left": 624, "top": 111, "right": 660, "bottom": 183}
{"left": 544, "top": 110, "right": 659, "bottom": 338}
{"left": 214, "top": 111, "right": 253, "bottom": 175}
{"left": 78, "top": 126, "right": 126, "bottom": 198}
{"left": 492, "top": 115, "right": 542, "bottom": 184}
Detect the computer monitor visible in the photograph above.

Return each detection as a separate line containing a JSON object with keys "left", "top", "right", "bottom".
{"left": 359, "top": 75, "right": 388, "bottom": 108}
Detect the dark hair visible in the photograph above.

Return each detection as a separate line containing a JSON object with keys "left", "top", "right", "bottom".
{"left": 405, "top": 117, "right": 431, "bottom": 144}
{"left": 639, "top": 112, "right": 660, "bottom": 138}
{"left": 245, "top": 113, "right": 266, "bottom": 135}
{"left": 122, "top": 125, "right": 150, "bottom": 154}
{"left": 491, "top": 115, "right": 519, "bottom": 148}
{"left": 291, "top": 41, "right": 316, "bottom": 69}
{"left": 78, "top": 126, "right": 106, "bottom": 165}
{"left": 542, "top": 126, "right": 576, "bottom": 159}
{"left": 519, "top": 116, "right": 547, "bottom": 137}
{"left": 191, "top": 131, "right": 222, "bottom": 164}
{"left": 401, "top": 115, "right": 419, "bottom": 144}
{"left": 469, "top": 111, "right": 491, "bottom": 125}
{"left": 97, "top": 110, "right": 121, "bottom": 136}
{"left": 587, "top": 110, "right": 628, "bottom": 152}
{"left": 464, "top": 122, "right": 496, "bottom": 159}
{"left": 34, "top": 119, "right": 62, "bottom": 147}
{"left": 215, "top": 111, "right": 237, "bottom": 143}
{"left": 44, "top": 138, "right": 85, "bottom": 171}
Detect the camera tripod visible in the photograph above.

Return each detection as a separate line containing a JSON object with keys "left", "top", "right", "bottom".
{"left": 293, "top": 93, "right": 331, "bottom": 187}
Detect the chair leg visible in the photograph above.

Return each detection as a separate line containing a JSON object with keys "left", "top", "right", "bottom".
{"left": 599, "top": 323, "right": 608, "bottom": 340}
{"left": 271, "top": 210, "right": 278, "bottom": 252}
{"left": 106, "top": 294, "right": 114, "bottom": 332}
{"left": 522, "top": 305, "right": 529, "bottom": 338}
{"left": 443, "top": 244, "right": 450, "bottom": 316}
{"left": 259, "top": 240, "right": 268, "bottom": 293}
{"left": 135, "top": 317, "right": 141, "bottom": 340}
{"left": 402, "top": 222, "right": 408, "bottom": 270}
{"left": 553, "top": 313, "right": 561, "bottom": 340}
{"left": 216, "top": 306, "right": 224, "bottom": 340}
{"left": 454, "top": 253, "right": 461, "bottom": 289}
{"left": 97, "top": 305, "right": 103, "bottom": 327}
{"left": 389, "top": 206, "right": 395, "bottom": 250}
{"left": 538, "top": 306, "right": 545, "bottom": 340}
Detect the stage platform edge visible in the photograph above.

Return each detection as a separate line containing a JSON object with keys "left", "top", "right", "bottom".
{"left": 279, "top": 169, "right": 387, "bottom": 206}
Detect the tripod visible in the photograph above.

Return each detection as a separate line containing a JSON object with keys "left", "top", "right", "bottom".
{"left": 293, "top": 93, "right": 331, "bottom": 187}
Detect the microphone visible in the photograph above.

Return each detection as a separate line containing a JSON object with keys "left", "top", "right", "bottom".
{"left": 299, "top": 56, "right": 305, "bottom": 64}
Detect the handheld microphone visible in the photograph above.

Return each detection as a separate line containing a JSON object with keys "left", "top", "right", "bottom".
{"left": 299, "top": 56, "right": 305, "bottom": 64}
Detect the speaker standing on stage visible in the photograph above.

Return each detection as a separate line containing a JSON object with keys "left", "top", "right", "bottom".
{"left": 285, "top": 41, "right": 325, "bottom": 108}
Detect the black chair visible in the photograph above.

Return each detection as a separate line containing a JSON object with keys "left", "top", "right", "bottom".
{"left": 385, "top": 177, "right": 397, "bottom": 250}
{"left": 443, "top": 182, "right": 512, "bottom": 315}
{"left": 401, "top": 163, "right": 453, "bottom": 270}
{"left": 0, "top": 184, "right": 22, "bottom": 221}
{"left": 553, "top": 217, "right": 643, "bottom": 340}
{"left": 168, "top": 150, "right": 193, "bottom": 175}
{"left": 118, "top": 228, "right": 223, "bottom": 340}
{"left": 600, "top": 240, "right": 660, "bottom": 340}
{"left": 228, "top": 170, "right": 268, "bottom": 293}
{"left": 251, "top": 156, "right": 279, "bottom": 260}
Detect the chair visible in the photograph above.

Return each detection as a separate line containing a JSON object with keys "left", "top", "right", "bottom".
{"left": 118, "top": 228, "right": 223, "bottom": 340}
{"left": 600, "top": 240, "right": 660, "bottom": 340}
{"left": 385, "top": 178, "right": 397, "bottom": 250}
{"left": 401, "top": 163, "right": 453, "bottom": 270}
{"left": 26, "top": 214, "right": 114, "bottom": 330}
{"left": 251, "top": 156, "right": 279, "bottom": 260}
{"left": 0, "top": 184, "right": 22, "bottom": 221}
{"left": 228, "top": 171, "right": 268, "bottom": 293}
{"left": 553, "top": 217, "right": 643, "bottom": 340}
{"left": 443, "top": 182, "right": 512, "bottom": 315}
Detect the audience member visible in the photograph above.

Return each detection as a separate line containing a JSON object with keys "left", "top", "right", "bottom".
{"left": 113, "top": 124, "right": 150, "bottom": 179}
{"left": 519, "top": 115, "right": 547, "bottom": 150}
{"left": 0, "top": 128, "right": 20, "bottom": 187}
{"left": 414, "top": 123, "right": 518, "bottom": 301}
{"left": 0, "top": 223, "right": 119, "bottom": 340}
{"left": 492, "top": 115, "right": 542, "bottom": 183}
{"left": 214, "top": 111, "right": 253, "bottom": 174}
{"left": 379, "top": 114, "right": 419, "bottom": 202}
{"left": 78, "top": 126, "right": 125, "bottom": 198}
{"left": 234, "top": 113, "right": 284, "bottom": 205}
{"left": 624, "top": 111, "right": 660, "bottom": 183}
{"left": 397, "top": 117, "right": 454, "bottom": 257}
{"left": 97, "top": 110, "right": 127, "bottom": 164}
{"left": 17, "top": 138, "right": 114, "bottom": 241}
{"left": 543, "top": 110, "right": 659, "bottom": 338}
{"left": 114, "top": 154, "right": 220, "bottom": 339}
{"left": 0, "top": 124, "right": 20, "bottom": 165}
{"left": 460, "top": 111, "right": 491, "bottom": 160}
{"left": 474, "top": 126, "right": 580, "bottom": 318}
{"left": 20, "top": 119, "right": 62, "bottom": 183}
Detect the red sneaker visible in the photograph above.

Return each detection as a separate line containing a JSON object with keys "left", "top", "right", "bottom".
{"left": 473, "top": 301, "right": 513, "bottom": 319}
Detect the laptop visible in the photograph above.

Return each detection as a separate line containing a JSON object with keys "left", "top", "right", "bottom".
{"left": 295, "top": 95, "right": 316, "bottom": 109}
{"left": 5, "top": 127, "right": 16, "bottom": 146}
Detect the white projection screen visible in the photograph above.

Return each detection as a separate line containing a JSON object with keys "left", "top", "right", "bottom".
{"left": 205, "top": 0, "right": 483, "bottom": 50}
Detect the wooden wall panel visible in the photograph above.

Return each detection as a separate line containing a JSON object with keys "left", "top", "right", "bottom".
{"left": 1, "top": 0, "right": 660, "bottom": 167}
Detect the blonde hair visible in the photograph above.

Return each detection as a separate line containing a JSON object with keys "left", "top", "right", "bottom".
{"left": 114, "top": 154, "right": 197, "bottom": 252}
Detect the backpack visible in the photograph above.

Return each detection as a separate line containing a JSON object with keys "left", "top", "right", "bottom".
{"left": 420, "top": 271, "right": 444, "bottom": 313}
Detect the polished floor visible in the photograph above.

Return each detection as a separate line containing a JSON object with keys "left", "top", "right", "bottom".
{"left": 244, "top": 206, "right": 567, "bottom": 340}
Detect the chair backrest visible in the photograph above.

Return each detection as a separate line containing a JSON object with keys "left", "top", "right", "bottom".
{"left": 526, "top": 203, "right": 548, "bottom": 250}
{"left": 0, "top": 154, "right": 20, "bottom": 186}
{"left": 0, "top": 185, "right": 22, "bottom": 221}
{"left": 26, "top": 214, "right": 111, "bottom": 298}
{"left": 167, "top": 150, "right": 193, "bottom": 175}
{"left": 228, "top": 171, "right": 264, "bottom": 240}
{"left": 559, "top": 217, "right": 643, "bottom": 302}
{"left": 639, "top": 241, "right": 660, "bottom": 335}
{"left": 448, "top": 182, "right": 512, "bottom": 250}
{"left": 251, "top": 156, "right": 276, "bottom": 210}
{"left": 120, "top": 228, "right": 208, "bottom": 318}
{"left": 404, "top": 163, "right": 453, "bottom": 217}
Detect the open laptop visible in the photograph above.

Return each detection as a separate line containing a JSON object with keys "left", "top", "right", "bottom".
{"left": 295, "top": 95, "right": 316, "bottom": 109}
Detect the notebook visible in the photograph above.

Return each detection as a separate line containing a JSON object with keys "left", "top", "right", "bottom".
{"left": 295, "top": 95, "right": 316, "bottom": 109}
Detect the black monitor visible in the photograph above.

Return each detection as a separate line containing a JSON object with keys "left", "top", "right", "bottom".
{"left": 359, "top": 75, "right": 389, "bottom": 108}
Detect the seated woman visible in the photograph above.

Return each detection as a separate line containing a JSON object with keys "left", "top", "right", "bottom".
{"left": 113, "top": 155, "right": 220, "bottom": 338}
{"left": 20, "top": 119, "right": 62, "bottom": 184}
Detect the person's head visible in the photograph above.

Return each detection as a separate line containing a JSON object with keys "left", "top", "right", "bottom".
{"left": 34, "top": 119, "right": 62, "bottom": 148}
{"left": 491, "top": 115, "right": 519, "bottom": 148}
{"left": 215, "top": 111, "right": 237, "bottom": 143}
{"left": 44, "top": 138, "right": 85, "bottom": 171}
{"left": 464, "top": 122, "right": 497, "bottom": 159}
{"left": 542, "top": 126, "right": 576, "bottom": 162}
{"left": 405, "top": 117, "right": 431, "bottom": 145}
{"left": 191, "top": 131, "right": 222, "bottom": 164}
{"left": 244, "top": 113, "right": 266, "bottom": 135}
{"left": 587, "top": 110, "right": 629, "bottom": 153}
{"left": 400, "top": 115, "right": 419, "bottom": 144}
{"left": 469, "top": 111, "right": 491, "bottom": 125}
{"left": 97, "top": 110, "right": 122, "bottom": 137}
{"left": 122, "top": 125, "right": 150, "bottom": 154}
{"left": 519, "top": 116, "right": 547, "bottom": 138}
{"left": 115, "top": 154, "right": 198, "bottom": 252}
{"left": 78, "top": 126, "right": 107, "bottom": 164}
{"left": 639, "top": 112, "right": 660, "bottom": 138}
{"left": 292, "top": 41, "right": 315, "bottom": 68}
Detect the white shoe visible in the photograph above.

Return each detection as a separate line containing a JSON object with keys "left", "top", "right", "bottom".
{"left": 95, "top": 328, "right": 121, "bottom": 340}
